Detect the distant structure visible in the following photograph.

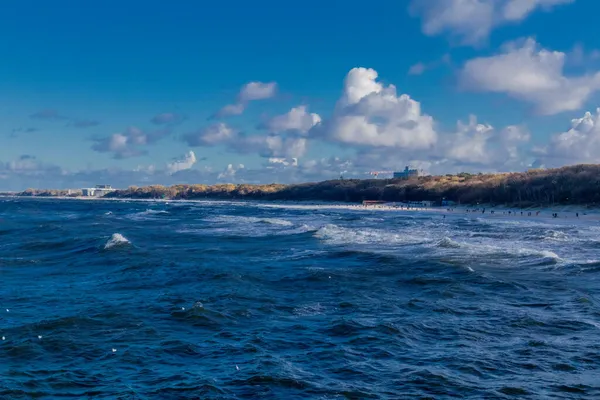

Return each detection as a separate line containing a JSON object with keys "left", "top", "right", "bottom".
{"left": 393, "top": 166, "right": 419, "bottom": 179}
{"left": 81, "top": 184, "right": 115, "bottom": 197}
{"left": 369, "top": 171, "right": 394, "bottom": 178}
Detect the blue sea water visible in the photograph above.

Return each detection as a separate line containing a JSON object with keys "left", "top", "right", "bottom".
{"left": 1, "top": 198, "right": 600, "bottom": 399}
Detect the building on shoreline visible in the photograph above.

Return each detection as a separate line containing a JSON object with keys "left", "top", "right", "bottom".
{"left": 393, "top": 166, "right": 419, "bottom": 179}
{"left": 81, "top": 185, "right": 115, "bottom": 197}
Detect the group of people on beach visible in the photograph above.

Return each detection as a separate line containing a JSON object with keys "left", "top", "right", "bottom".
{"left": 360, "top": 202, "right": 585, "bottom": 220}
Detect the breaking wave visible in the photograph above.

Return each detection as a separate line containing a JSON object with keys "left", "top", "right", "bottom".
{"left": 437, "top": 236, "right": 561, "bottom": 263}
{"left": 314, "top": 224, "right": 428, "bottom": 246}
{"left": 206, "top": 215, "right": 293, "bottom": 226}
{"left": 104, "top": 233, "right": 131, "bottom": 249}
{"left": 125, "top": 209, "right": 170, "bottom": 221}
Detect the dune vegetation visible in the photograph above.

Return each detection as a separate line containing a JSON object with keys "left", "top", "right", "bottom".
{"left": 14, "top": 164, "right": 600, "bottom": 207}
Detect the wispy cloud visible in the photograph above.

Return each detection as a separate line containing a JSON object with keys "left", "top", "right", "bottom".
{"left": 409, "top": 0, "right": 574, "bottom": 46}
{"left": 151, "top": 112, "right": 187, "bottom": 126}
{"left": 69, "top": 119, "right": 101, "bottom": 128}
{"left": 30, "top": 109, "right": 68, "bottom": 120}
{"left": 212, "top": 81, "right": 278, "bottom": 119}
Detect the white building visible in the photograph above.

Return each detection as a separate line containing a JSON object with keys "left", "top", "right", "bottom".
{"left": 81, "top": 185, "right": 116, "bottom": 197}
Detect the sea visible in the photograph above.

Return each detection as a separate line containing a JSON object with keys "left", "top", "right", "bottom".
{"left": 1, "top": 198, "right": 599, "bottom": 399}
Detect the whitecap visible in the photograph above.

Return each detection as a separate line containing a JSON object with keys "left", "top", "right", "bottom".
{"left": 314, "top": 224, "right": 428, "bottom": 246}
{"left": 277, "top": 224, "right": 317, "bottom": 236}
{"left": 207, "top": 215, "right": 293, "bottom": 226}
{"left": 125, "top": 209, "right": 170, "bottom": 221}
{"left": 104, "top": 233, "right": 131, "bottom": 249}
{"left": 436, "top": 236, "right": 561, "bottom": 263}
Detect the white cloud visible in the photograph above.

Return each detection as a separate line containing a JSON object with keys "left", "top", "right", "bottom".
{"left": 444, "top": 116, "right": 530, "bottom": 166}
{"left": 91, "top": 126, "right": 171, "bottom": 159}
{"left": 239, "top": 82, "right": 277, "bottom": 102}
{"left": 215, "top": 103, "right": 246, "bottom": 117}
{"left": 218, "top": 163, "right": 245, "bottom": 180}
{"left": 261, "top": 106, "right": 321, "bottom": 134}
{"left": 410, "top": 0, "right": 574, "bottom": 45}
{"left": 183, "top": 123, "right": 238, "bottom": 146}
{"left": 268, "top": 136, "right": 307, "bottom": 159}
{"left": 502, "top": 0, "right": 573, "bottom": 21}
{"left": 214, "top": 81, "right": 278, "bottom": 118}
{"left": 536, "top": 108, "right": 600, "bottom": 166}
{"left": 460, "top": 38, "right": 600, "bottom": 115}
{"left": 184, "top": 121, "right": 309, "bottom": 159}
{"left": 446, "top": 116, "right": 496, "bottom": 164}
{"left": 267, "top": 157, "right": 298, "bottom": 167}
{"left": 316, "top": 67, "right": 437, "bottom": 149}
{"left": 166, "top": 151, "right": 197, "bottom": 175}
{"left": 243, "top": 135, "right": 308, "bottom": 159}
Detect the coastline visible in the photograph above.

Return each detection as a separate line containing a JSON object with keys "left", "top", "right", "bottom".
{"left": 3, "top": 194, "right": 597, "bottom": 222}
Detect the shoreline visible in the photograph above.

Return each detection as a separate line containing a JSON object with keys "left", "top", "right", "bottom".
{"left": 2, "top": 195, "right": 597, "bottom": 222}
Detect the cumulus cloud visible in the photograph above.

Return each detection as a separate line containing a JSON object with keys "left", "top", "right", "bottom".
{"left": 166, "top": 151, "right": 197, "bottom": 175}
{"left": 218, "top": 163, "right": 245, "bottom": 180}
{"left": 239, "top": 82, "right": 277, "bottom": 102}
{"left": 260, "top": 106, "right": 321, "bottom": 134}
{"left": 314, "top": 67, "right": 437, "bottom": 149}
{"left": 535, "top": 109, "right": 600, "bottom": 166}
{"left": 151, "top": 112, "right": 186, "bottom": 126}
{"left": 444, "top": 116, "right": 530, "bottom": 167}
{"left": 214, "top": 103, "right": 246, "bottom": 117}
{"left": 460, "top": 38, "right": 600, "bottom": 115}
{"left": 92, "top": 126, "right": 171, "bottom": 159}
{"left": 246, "top": 135, "right": 308, "bottom": 159}
{"left": 183, "top": 123, "right": 238, "bottom": 147}
{"left": 213, "top": 81, "right": 277, "bottom": 118}
{"left": 184, "top": 121, "right": 308, "bottom": 159}
{"left": 409, "top": 0, "right": 574, "bottom": 45}
{"left": 0, "top": 155, "right": 65, "bottom": 186}
{"left": 446, "top": 116, "right": 496, "bottom": 164}
{"left": 341, "top": 112, "right": 531, "bottom": 175}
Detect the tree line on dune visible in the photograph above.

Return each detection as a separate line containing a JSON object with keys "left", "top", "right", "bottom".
{"left": 15, "top": 164, "right": 600, "bottom": 207}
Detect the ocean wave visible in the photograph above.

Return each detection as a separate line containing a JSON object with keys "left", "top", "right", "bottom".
{"left": 125, "top": 209, "right": 170, "bottom": 221}
{"left": 436, "top": 236, "right": 561, "bottom": 263}
{"left": 314, "top": 224, "right": 428, "bottom": 246}
{"left": 205, "top": 215, "right": 293, "bottom": 227}
{"left": 276, "top": 224, "right": 316, "bottom": 235}
{"left": 104, "top": 233, "right": 131, "bottom": 249}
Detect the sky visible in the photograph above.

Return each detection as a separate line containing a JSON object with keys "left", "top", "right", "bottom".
{"left": 2, "top": 0, "right": 600, "bottom": 190}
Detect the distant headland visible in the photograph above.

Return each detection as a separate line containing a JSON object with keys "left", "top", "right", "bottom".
{"left": 6, "top": 164, "right": 600, "bottom": 207}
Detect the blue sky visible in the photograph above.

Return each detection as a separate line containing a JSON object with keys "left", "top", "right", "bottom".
{"left": 1, "top": 0, "right": 599, "bottom": 190}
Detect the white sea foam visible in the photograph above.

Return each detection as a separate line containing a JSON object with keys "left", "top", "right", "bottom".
{"left": 293, "top": 303, "right": 326, "bottom": 317}
{"left": 277, "top": 224, "right": 316, "bottom": 235}
{"left": 542, "top": 230, "right": 569, "bottom": 241}
{"left": 206, "top": 215, "right": 293, "bottom": 227}
{"left": 104, "top": 233, "right": 131, "bottom": 249}
{"left": 314, "top": 224, "right": 428, "bottom": 246}
{"left": 437, "top": 236, "right": 561, "bottom": 262}
{"left": 125, "top": 209, "right": 170, "bottom": 221}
